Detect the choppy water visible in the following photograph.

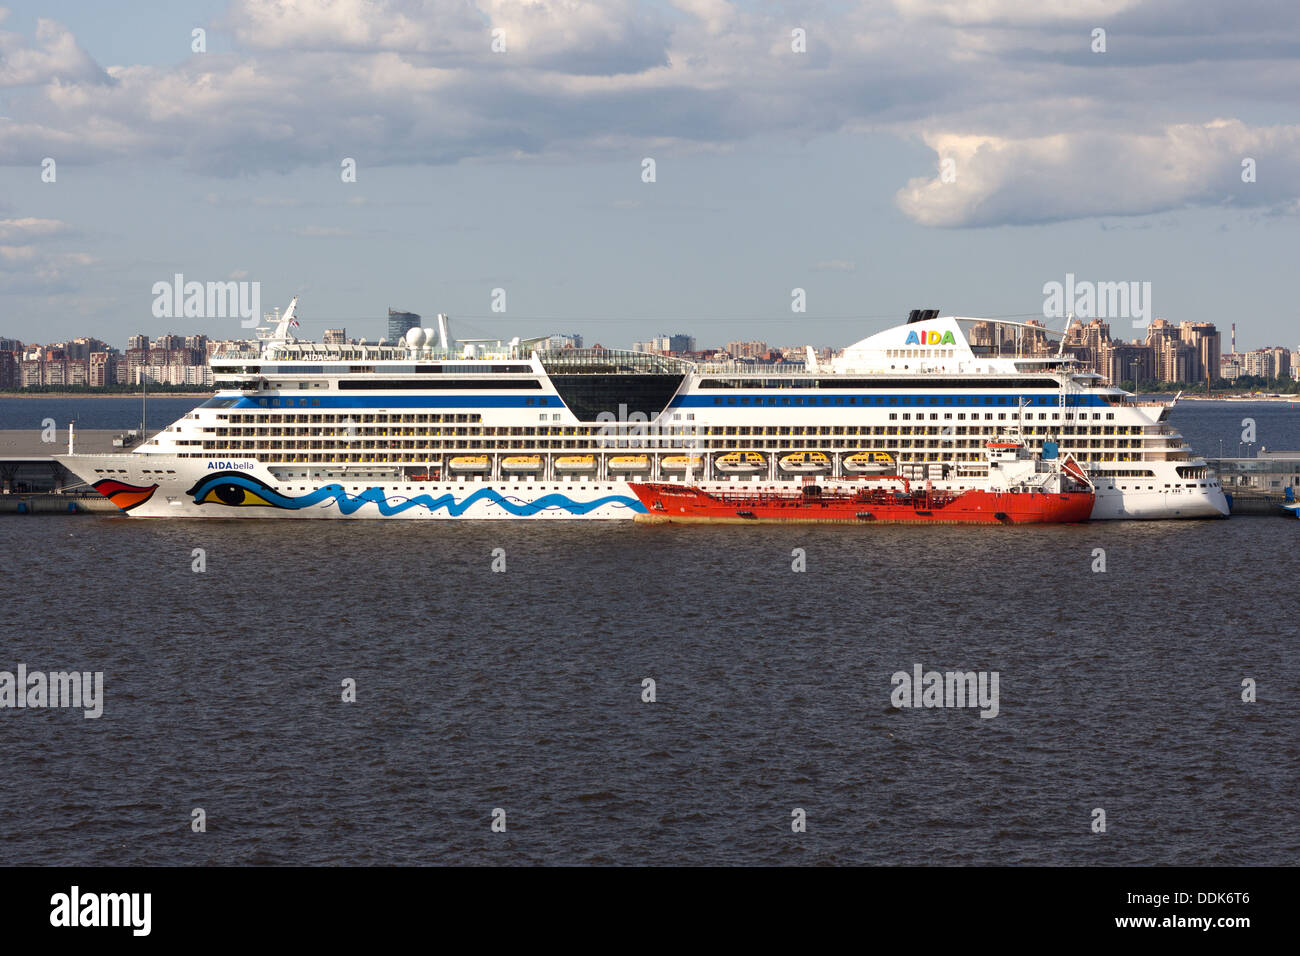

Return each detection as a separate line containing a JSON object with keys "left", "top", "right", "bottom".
{"left": 0, "top": 398, "right": 1297, "bottom": 865}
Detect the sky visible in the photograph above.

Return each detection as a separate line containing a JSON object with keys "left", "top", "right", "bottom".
{"left": 1, "top": 0, "right": 1299, "bottom": 352}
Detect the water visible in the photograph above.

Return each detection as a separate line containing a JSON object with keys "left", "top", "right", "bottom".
{"left": 1166, "top": 399, "right": 1300, "bottom": 457}
{"left": 1, "top": 398, "right": 1297, "bottom": 865}
{"left": 0, "top": 396, "right": 202, "bottom": 432}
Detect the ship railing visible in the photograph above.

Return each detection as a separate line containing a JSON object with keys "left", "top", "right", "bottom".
{"left": 693, "top": 362, "right": 810, "bottom": 374}
{"left": 211, "top": 346, "right": 518, "bottom": 362}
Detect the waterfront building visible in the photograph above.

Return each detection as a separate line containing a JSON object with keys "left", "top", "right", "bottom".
{"left": 386, "top": 309, "right": 420, "bottom": 343}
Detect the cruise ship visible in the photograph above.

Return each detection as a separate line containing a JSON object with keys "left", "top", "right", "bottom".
{"left": 58, "top": 300, "right": 1229, "bottom": 520}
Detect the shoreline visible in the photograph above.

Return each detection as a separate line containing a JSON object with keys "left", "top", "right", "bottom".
{"left": 0, "top": 392, "right": 213, "bottom": 399}
{"left": 1174, "top": 395, "right": 1298, "bottom": 403}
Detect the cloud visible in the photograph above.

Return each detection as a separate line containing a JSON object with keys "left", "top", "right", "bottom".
{"left": 0, "top": 1, "right": 1298, "bottom": 227}
{"left": 0, "top": 243, "right": 96, "bottom": 294}
{"left": 0, "top": 16, "right": 107, "bottom": 88}
{"left": 0, "top": 217, "right": 75, "bottom": 240}
{"left": 895, "top": 120, "right": 1300, "bottom": 227}
{"left": 0, "top": 213, "right": 94, "bottom": 293}
{"left": 890, "top": 0, "right": 1140, "bottom": 26}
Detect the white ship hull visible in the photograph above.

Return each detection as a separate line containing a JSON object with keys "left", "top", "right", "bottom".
{"left": 1089, "top": 481, "right": 1229, "bottom": 520}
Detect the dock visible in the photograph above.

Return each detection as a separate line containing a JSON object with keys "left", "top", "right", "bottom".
{"left": 1206, "top": 452, "right": 1300, "bottom": 517}
{"left": 0, "top": 429, "right": 137, "bottom": 514}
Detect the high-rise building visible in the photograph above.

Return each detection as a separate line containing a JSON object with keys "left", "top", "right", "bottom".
{"left": 127, "top": 334, "right": 149, "bottom": 352}
{"left": 323, "top": 329, "right": 348, "bottom": 345}
{"left": 0, "top": 349, "right": 18, "bottom": 389}
{"left": 1178, "top": 321, "right": 1220, "bottom": 383}
{"left": 88, "top": 351, "right": 117, "bottom": 387}
{"left": 635, "top": 333, "right": 696, "bottom": 355}
{"left": 1266, "top": 347, "right": 1291, "bottom": 380}
{"left": 1100, "top": 342, "right": 1155, "bottom": 387}
{"left": 726, "top": 340, "right": 769, "bottom": 359}
{"left": 387, "top": 309, "right": 420, "bottom": 343}
{"left": 544, "top": 333, "right": 582, "bottom": 349}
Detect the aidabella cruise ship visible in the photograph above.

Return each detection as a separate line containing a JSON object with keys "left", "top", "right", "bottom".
{"left": 59, "top": 300, "right": 1229, "bottom": 520}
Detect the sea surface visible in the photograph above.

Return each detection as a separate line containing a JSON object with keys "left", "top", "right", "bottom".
{"left": 0, "top": 398, "right": 1297, "bottom": 865}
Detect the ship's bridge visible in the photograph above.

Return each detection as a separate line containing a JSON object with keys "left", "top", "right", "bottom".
{"left": 833, "top": 315, "right": 1074, "bottom": 374}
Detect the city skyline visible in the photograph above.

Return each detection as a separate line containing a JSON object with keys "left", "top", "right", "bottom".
{"left": 4, "top": 312, "right": 1298, "bottom": 357}
{"left": 6, "top": 314, "right": 1300, "bottom": 392}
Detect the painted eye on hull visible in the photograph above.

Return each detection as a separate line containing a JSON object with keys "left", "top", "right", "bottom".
{"left": 198, "top": 483, "right": 276, "bottom": 507}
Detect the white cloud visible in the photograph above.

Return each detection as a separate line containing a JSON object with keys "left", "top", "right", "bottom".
{"left": 0, "top": 217, "right": 74, "bottom": 239}
{"left": 0, "top": 16, "right": 106, "bottom": 88}
{"left": 0, "top": 1, "right": 1297, "bottom": 228}
{"left": 890, "top": 0, "right": 1139, "bottom": 25}
{"left": 896, "top": 120, "right": 1300, "bottom": 227}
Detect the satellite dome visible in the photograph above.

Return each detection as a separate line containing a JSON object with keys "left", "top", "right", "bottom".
{"left": 405, "top": 327, "right": 427, "bottom": 348}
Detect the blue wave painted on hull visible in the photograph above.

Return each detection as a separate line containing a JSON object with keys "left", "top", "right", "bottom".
{"left": 187, "top": 473, "right": 646, "bottom": 516}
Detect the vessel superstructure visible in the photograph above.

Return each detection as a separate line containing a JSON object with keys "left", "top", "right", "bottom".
{"left": 58, "top": 300, "right": 1229, "bottom": 520}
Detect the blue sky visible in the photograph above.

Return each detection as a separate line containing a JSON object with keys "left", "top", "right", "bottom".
{"left": 2, "top": 0, "right": 1299, "bottom": 351}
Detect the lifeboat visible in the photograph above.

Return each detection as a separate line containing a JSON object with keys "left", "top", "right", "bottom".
{"left": 607, "top": 455, "right": 651, "bottom": 473}
{"left": 448, "top": 456, "right": 490, "bottom": 473}
{"left": 660, "top": 455, "right": 704, "bottom": 472}
{"left": 779, "top": 451, "right": 830, "bottom": 473}
{"left": 554, "top": 455, "right": 596, "bottom": 473}
{"left": 501, "top": 455, "right": 543, "bottom": 473}
{"left": 843, "top": 451, "right": 894, "bottom": 474}
{"left": 716, "top": 451, "right": 766, "bottom": 474}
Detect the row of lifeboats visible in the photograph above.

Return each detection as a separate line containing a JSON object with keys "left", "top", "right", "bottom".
{"left": 442, "top": 450, "right": 895, "bottom": 475}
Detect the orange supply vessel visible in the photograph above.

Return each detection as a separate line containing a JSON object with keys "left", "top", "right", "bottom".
{"left": 630, "top": 477, "right": 1093, "bottom": 525}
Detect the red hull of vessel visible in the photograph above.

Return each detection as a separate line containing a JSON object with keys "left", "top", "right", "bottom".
{"left": 630, "top": 483, "right": 1094, "bottom": 525}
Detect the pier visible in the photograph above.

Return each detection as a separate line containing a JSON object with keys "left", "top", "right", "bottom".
{"left": 0, "top": 429, "right": 128, "bottom": 514}
{"left": 1206, "top": 452, "right": 1300, "bottom": 516}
